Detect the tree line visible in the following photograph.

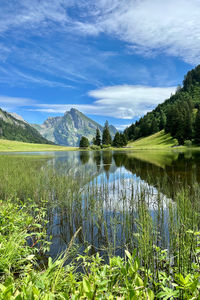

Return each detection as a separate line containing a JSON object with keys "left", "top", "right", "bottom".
{"left": 124, "top": 65, "right": 200, "bottom": 145}
{"left": 79, "top": 121, "right": 127, "bottom": 148}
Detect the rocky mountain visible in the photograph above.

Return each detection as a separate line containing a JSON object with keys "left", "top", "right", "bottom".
{"left": 0, "top": 108, "right": 52, "bottom": 144}
{"left": 32, "top": 108, "right": 117, "bottom": 146}
{"left": 9, "top": 112, "right": 28, "bottom": 123}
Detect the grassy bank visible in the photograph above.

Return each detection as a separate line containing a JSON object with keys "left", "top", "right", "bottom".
{"left": 0, "top": 139, "right": 77, "bottom": 152}
{"left": 127, "top": 130, "right": 179, "bottom": 150}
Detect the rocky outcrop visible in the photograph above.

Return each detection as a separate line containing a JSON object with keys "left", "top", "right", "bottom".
{"left": 32, "top": 108, "right": 117, "bottom": 146}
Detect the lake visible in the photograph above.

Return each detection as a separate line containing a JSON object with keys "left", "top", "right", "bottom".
{"left": 0, "top": 149, "right": 200, "bottom": 260}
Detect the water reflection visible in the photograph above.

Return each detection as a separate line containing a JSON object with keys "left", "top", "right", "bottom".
{"left": 79, "top": 151, "right": 90, "bottom": 165}
{"left": 1, "top": 150, "right": 200, "bottom": 258}
{"left": 45, "top": 150, "right": 200, "bottom": 257}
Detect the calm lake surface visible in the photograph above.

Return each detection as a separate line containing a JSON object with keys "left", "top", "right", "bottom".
{"left": 1, "top": 150, "right": 200, "bottom": 258}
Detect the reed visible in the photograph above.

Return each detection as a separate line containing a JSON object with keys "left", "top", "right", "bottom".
{"left": 0, "top": 154, "right": 199, "bottom": 298}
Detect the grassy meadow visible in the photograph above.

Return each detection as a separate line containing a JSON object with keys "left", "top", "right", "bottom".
{"left": 127, "top": 130, "right": 179, "bottom": 150}
{"left": 0, "top": 131, "right": 180, "bottom": 153}
{"left": 0, "top": 139, "right": 77, "bottom": 152}
{"left": 0, "top": 154, "right": 199, "bottom": 298}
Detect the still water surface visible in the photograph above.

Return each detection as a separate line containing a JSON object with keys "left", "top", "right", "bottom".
{"left": 1, "top": 150, "right": 200, "bottom": 258}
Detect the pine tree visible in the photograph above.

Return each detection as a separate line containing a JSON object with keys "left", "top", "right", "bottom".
{"left": 194, "top": 109, "right": 200, "bottom": 144}
{"left": 184, "top": 102, "right": 193, "bottom": 140}
{"left": 159, "top": 110, "right": 166, "bottom": 130}
{"left": 112, "top": 132, "right": 121, "bottom": 147}
{"left": 112, "top": 132, "right": 127, "bottom": 147}
{"left": 120, "top": 133, "right": 127, "bottom": 146}
{"left": 94, "top": 128, "right": 101, "bottom": 146}
{"left": 151, "top": 118, "right": 159, "bottom": 134}
{"left": 102, "top": 121, "right": 112, "bottom": 145}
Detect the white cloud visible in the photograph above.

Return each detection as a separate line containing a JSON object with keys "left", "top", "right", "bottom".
{"left": 0, "top": 0, "right": 71, "bottom": 34}
{"left": 1, "top": 0, "right": 200, "bottom": 65}
{"left": 115, "top": 124, "right": 132, "bottom": 131}
{"left": 0, "top": 96, "right": 35, "bottom": 106}
{"left": 88, "top": 85, "right": 176, "bottom": 118}
{"left": 73, "top": 0, "right": 200, "bottom": 64}
{"left": 28, "top": 85, "right": 176, "bottom": 119}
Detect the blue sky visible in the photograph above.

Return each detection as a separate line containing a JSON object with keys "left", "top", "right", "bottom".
{"left": 0, "top": 0, "right": 199, "bottom": 130}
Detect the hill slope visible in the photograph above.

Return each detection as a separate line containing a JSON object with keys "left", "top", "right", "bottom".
{"left": 127, "top": 130, "right": 178, "bottom": 149}
{"left": 0, "top": 108, "right": 51, "bottom": 144}
{"left": 125, "top": 65, "right": 200, "bottom": 145}
{"left": 33, "top": 108, "right": 117, "bottom": 146}
{"left": 0, "top": 139, "right": 76, "bottom": 152}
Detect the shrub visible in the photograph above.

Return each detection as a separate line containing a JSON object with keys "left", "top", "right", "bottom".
{"left": 90, "top": 145, "right": 101, "bottom": 150}
{"left": 184, "top": 140, "right": 192, "bottom": 147}
{"left": 79, "top": 136, "right": 90, "bottom": 148}
{"left": 101, "top": 144, "right": 111, "bottom": 149}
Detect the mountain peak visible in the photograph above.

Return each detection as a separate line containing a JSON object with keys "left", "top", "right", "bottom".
{"left": 33, "top": 109, "right": 117, "bottom": 146}
{"left": 63, "top": 108, "right": 80, "bottom": 117}
{"left": 70, "top": 108, "right": 79, "bottom": 113}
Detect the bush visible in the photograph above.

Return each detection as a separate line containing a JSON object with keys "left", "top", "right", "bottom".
{"left": 184, "top": 140, "right": 192, "bottom": 147}
{"left": 79, "top": 136, "right": 90, "bottom": 148}
{"left": 102, "top": 144, "right": 111, "bottom": 149}
{"left": 90, "top": 145, "right": 101, "bottom": 150}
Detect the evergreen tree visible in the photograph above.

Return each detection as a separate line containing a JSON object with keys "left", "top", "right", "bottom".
{"left": 102, "top": 121, "right": 112, "bottom": 145}
{"left": 151, "top": 118, "right": 159, "bottom": 134}
{"left": 112, "top": 132, "right": 127, "bottom": 147}
{"left": 120, "top": 133, "right": 127, "bottom": 146}
{"left": 184, "top": 102, "right": 193, "bottom": 140}
{"left": 94, "top": 128, "right": 101, "bottom": 146}
{"left": 194, "top": 109, "right": 200, "bottom": 144}
{"left": 79, "top": 136, "right": 90, "bottom": 148}
{"left": 159, "top": 110, "right": 166, "bottom": 130}
{"left": 112, "top": 132, "right": 121, "bottom": 147}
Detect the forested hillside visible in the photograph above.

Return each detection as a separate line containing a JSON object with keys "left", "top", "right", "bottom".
{"left": 125, "top": 65, "right": 200, "bottom": 145}
{"left": 0, "top": 108, "right": 52, "bottom": 144}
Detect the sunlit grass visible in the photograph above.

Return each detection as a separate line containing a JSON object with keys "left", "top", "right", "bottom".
{"left": 0, "top": 139, "right": 77, "bottom": 152}
{"left": 128, "top": 130, "right": 179, "bottom": 149}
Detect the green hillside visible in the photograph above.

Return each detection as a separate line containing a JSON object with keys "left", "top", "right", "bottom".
{"left": 125, "top": 65, "right": 200, "bottom": 145}
{"left": 0, "top": 108, "right": 51, "bottom": 144}
{"left": 127, "top": 130, "right": 179, "bottom": 149}
{"left": 0, "top": 139, "right": 77, "bottom": 152}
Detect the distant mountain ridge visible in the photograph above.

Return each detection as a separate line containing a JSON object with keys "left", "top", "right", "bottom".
{"left": 32, "top": 108, "right": 117, "bottom": 146}
{"left": 0, "top": 108, "right": 51, "bottom": 144}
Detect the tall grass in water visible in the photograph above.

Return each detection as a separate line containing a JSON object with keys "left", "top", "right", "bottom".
{"left": 0, "top": 155, "right": 199, "bottom": 298}
{"left": 0, "top": 198, "right": 199, "bottom": 299}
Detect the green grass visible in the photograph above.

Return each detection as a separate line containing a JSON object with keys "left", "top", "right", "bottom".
{"left": 0, "top": 155, "right": 200, "bottom": 298}
{"left": 0, "top": 139, "right": 77, "bottom": 152}
{"left": 0, "top": 196, "right": 199, "bottom": 299}
{"left": 127, "top": 130, "right": 179, "bottom": 150}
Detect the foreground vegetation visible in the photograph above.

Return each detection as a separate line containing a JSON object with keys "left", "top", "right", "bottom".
{"left": 0, "top": 154, "right": 199, "bottom": 298}
{"left": 0, "top": 139, "right": 77, "bottom": 152}
{"left": 0, "top": 198, "right": 199, "bottom": 299}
